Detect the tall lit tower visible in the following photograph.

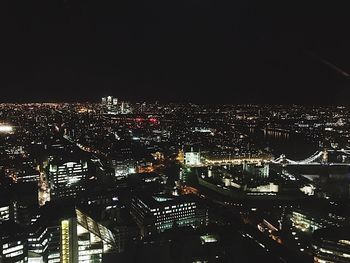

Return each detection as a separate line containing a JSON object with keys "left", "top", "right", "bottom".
{"left": 107, "top": 96, "right": 113, "bottom": 105}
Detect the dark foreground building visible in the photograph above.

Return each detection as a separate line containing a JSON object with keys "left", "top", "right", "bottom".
{"left": 312, "top": 227, "right": 350, "bottom": 263}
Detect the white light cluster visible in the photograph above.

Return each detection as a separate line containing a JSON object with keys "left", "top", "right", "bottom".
{"left": 0, "top": 124, "right": 13, "bottom": 133}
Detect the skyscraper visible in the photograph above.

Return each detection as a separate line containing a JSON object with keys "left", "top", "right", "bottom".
{"left": 48, "top": 160, "right": 88, "bottom": 201}
{"left": 61, "top": 209, "right": 116, "bottom": 263}
{"left": 28, "top": 205, "right": 116, "bottom": 263}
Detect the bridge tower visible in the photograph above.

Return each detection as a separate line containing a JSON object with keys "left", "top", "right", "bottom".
{"left": 280, "top": 154, "right": 287, "bottom": 167}
{"left": 322, "top": 149, "right": 328, "bottom": 163}
{"left": 280, "top": 154, "right": 286, "bottom": 162}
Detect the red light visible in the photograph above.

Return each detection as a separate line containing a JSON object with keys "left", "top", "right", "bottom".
{"left": 149, "top": 118, "right": 157, "bottom": 123}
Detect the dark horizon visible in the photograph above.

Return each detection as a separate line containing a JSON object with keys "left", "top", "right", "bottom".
{"left": 3, "top": 0, "right": 350, "bottom": 104}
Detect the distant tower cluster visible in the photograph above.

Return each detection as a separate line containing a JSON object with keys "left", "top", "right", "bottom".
{"left": 101, "top": 96, "right": 132, "bottom": 114}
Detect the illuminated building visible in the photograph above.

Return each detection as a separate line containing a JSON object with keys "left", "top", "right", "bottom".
{"left": 200, "top": 234, "right": 218, "bottom": 245}
{"left": 246, "top": 182, "right": 279, "bottom": 193}
{"left": 300, "top": 184, "right": 316, "bottom": 196}
{"left": 0, "top": 222, "right": 28, "bottom": 263}
{"left": 243, "top": 162, "right": 270, "bottom": 178}
{"left": 28, "top": 205, "right": 116, "bottom": 263}
{"left": 60, "top": 209, "right": 116, "bottom": 263}
{"left": 101, "top": 96, "right": 133, "bottom": 114}
{"left": 140, "top": 102, "right": 146, "bottom": 113}
{"left": 131, "top": 194, "right": 208, "bottom": 237}
{"left": 0, "top": 205, "right": 11, "bottom": 222}
{"left": 28, "top": 225, "right": 60, "bottom": 263}
{"left": 0, "top": 124, "right": 14, "bottom": 134}
{"left": 177, "top": 149, "right": 185, "bottom": 164}
{"left": 78, "top": 190, "right": 139, "bottom": 253}
{"left": 312, "top": 227, "right": 350, "bottom": 263}
{"left": 48, "top": 160, "right": 88, "bottom": 200}
{"left": 119, "top": 101, "right": 132, "bottom": 114}
{"left": 291, "top": 210, "right": 343, "bottom": 233}
{"left": 151, "top": 151, "right": 164, "bottom": 161}
{"left": 0, "top": 200, "right": 17, "bottom": 223}
{"left": 136, "top": 162, "right": 154, "bottom": 174}
{"left": 110, "top": 143, "right": 135, "bottom": 178}
{"left": 17, "top": 168, "right": 40, "bottom": 184}
{"left": 184, "top": 147, "right": 201, "bottom": 166}
{"left": 111, "top": 160, "right": 135, "bottom": 178}
{"left": 107, "top": 96, "right": 113, "bottom": 105}
{"left": 6, "top": 145, "right": 25, "bottom": 156}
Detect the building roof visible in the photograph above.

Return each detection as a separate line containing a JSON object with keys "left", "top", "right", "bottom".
{"left": 313, "top": 227, "right": 350, "bottom": 244}
{"left": 135, "top": 194, "right": 202, "bottom": 209}
{"left": 30, "top": 202, "right": 115, "bottom": 247}
{"left": 76, "top": 208, "right": 115, "bottom": 246}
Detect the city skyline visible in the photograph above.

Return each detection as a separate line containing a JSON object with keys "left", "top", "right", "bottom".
{"left": 2, "top": 1, "right": 350, "bottom": 262}
{"left": 0, "top": 102, "right": 350, "bottom": 262}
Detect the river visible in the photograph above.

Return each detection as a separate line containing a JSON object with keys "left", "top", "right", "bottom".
{"left": 248, "top": 128, "right": 319, "bottom": 161}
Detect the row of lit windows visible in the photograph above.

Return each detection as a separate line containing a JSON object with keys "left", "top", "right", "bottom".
{"left": 5, "top": 249, "right": 24, "bottom": 258}
{"left": 156, "top": 210, "right": 195, "bottom": 218}
{"left": 2, "top": 244, "right": 24, "bottom": 256}
{"left": 3, "top": 241, "right": 21, "bottom": 249}
{"left": 0, "top": 206, "right": 10, "bottom": 212}
{"left": 156, "top": 215, "right": 199, "bottom": 225}
{"left": 152, "top": 206, "right": 196, "bottom": 216}
{"left": 157, "top": 219, "right": 198, "bottom": 230}
{"left": 163, "top": 203, "right": 195, "bottom": 210}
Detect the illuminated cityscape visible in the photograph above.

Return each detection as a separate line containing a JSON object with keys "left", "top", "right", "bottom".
{"left": 0, "top": 101, "right": 349, "bottom": 262}
{"left": 2, "top": 1, "right": 350, "bottom": 262}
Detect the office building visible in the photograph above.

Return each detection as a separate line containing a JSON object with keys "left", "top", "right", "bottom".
{"left": 131, "top": 194, "right": 208, "bottom": 237}
{"left": 28, "top": 205, "right": 116, "bottom": 263}
{"left": 291, "top": 209, "right": 344, "bottom": 234}
{"left": 16, "top": 168, "right": 40, "bottom": 184}
{"left": 0, "top": 222, "right": 28, "bottom": 263}
{"left": 61, "top": 209, "right": 116, "bottom": 262}
{"left": 243, "top": 162, "right": 270, "bottom": 178}
{"left": 312, "top": 227, "right": 350, "bottom": 263}
{"left": 0, "top": 200, "right": 17, "bottom": 223}
{"left": 28, "top": 225, "right": 60, "bottom": 263}
{"left": 48, "top": 160, "right": 88, "bottom": 200}
{"left": 184, "top": 148, "right": 201, "bottom": 166}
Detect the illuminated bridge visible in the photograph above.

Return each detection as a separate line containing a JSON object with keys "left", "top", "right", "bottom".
{"left": 271, "top": 149, "right": 350, "bottom": 166}
{"left": 201, "top": 149, "right": 350, "bottom": 169}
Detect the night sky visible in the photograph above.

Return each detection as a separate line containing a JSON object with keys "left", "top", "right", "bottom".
{"left": 2, "top": 0, "right": 350, "bottom": 104}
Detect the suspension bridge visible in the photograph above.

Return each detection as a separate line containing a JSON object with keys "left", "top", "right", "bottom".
{"left": 271, "top": 149, "right": 350, "bottom": 166}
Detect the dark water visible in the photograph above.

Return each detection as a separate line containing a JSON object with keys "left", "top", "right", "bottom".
{"left": 248, "top": 128, "right": 318, "bottom": 160}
